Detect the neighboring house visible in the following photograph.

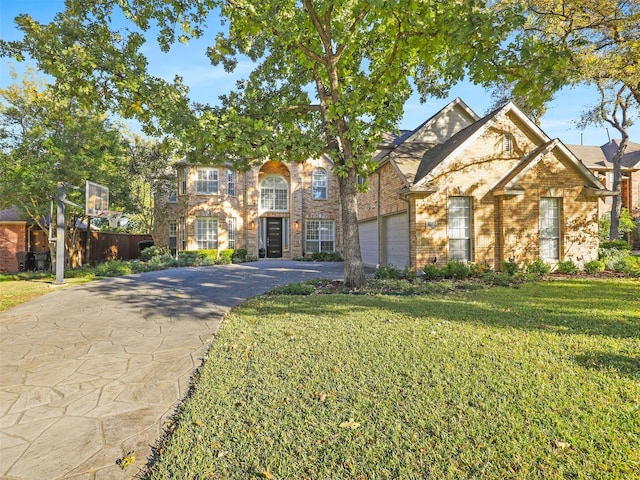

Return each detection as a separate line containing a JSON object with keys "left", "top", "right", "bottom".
{"left": 567, "top": 140, "right": 640, "bottom": 246}
{"left": 156, "top": 98, "right": 613, "bottom": 270}
{"left": 357, "top": 98, "right": 613, "bottom": 270}
{"left": 155, "top": 156, "right": 343, "bottom": 258}
{"left": 0, "top": 207, "right": 49, "bottom": 272}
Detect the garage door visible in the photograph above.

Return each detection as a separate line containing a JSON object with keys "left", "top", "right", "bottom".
{"left": 383, "top": 212, "right": 410, "bottom": 268}
{"left": 358, "top": 219, "right": 379, "bottom": 267}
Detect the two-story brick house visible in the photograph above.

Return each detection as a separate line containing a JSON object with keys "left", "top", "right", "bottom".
{"left": 156, "top": 155, "right": 343, "bottom": 258}
{"left": 156, "top": 98, "right": 614, "bottom": 270}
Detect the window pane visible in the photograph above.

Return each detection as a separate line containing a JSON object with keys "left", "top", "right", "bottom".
{"left": 228, "top": 218, "right": 236, "bottom": 250}
{"left": 540, "top": 198, "right": 560, "bottom": 261}
{"left": 195, "top": 217, "right": 218, "bottom": 250}
{"left": 306, "top": 220, "right": 334, "bottom": 253}
{"left": 448, "top": 197, "right": 471, "bottom": 261}
{"left": 196, "top": 169, "right": 219, "bottom": 194}
{"left": 312, "top": 168, "right": 328, "bottom": 199}
{"left": 260, "top": 176, "right": 289, "bottom": 211}
{"left": 228, "top": 169, "right": 236, "bottom": 196}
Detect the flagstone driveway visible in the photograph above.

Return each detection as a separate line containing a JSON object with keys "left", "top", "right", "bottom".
{"left": 0, "top": 260, "right": 344, "bottom": 480}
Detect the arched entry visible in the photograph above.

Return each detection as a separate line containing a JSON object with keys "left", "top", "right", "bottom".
{"left": 258, "top": 163, "right": 291, "bottom": 258}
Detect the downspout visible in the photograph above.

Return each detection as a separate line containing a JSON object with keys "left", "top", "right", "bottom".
{"left": 398, "top": 188, "right": 411, "bottom": 270}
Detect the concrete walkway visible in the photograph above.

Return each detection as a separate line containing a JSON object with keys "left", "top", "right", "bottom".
{"left": 0, "top": 260, "right": 344, "bottom": 479}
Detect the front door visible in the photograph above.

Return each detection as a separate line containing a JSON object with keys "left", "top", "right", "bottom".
{"left": 266, "top": 218, "right": 283, "bottom": 258}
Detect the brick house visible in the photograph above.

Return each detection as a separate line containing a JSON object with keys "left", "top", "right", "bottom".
{"left": 356, "top": 99, "right": 613, "bottom": 270}
{"left": 0, "top": 207, "right": 49, "bottom": 272}
{"left": 567, "top": 140, "right": 640, "bottom": 246}
{"left": 155, "top": 155, "right": 342, "bottom": 258}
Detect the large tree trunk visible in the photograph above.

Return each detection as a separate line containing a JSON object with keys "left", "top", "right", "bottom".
{"left": 338, "top": 169, "right": 366, "bottom": 288}
{"left": 609, "top": 135, "right": 628, "bottom": 240}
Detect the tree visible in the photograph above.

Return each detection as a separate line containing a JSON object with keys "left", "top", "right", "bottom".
{"left": 493, "top": 0, "right": 640, "bottom": 239}
{"left": 120, "top": 134, "right": 175, "bottom": 237}
{"left": 2, "top": 1, "right": 528, "bottom": 287}
{"left": 0, "top": 67, "right": 129, "bottom": 266}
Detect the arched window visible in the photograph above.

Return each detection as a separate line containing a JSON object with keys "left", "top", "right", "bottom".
{"left": 312, "top": 168, "right": 328, "bottom": 199}
{"left": 260, "top": 175, "right": 289, "bottom": 211}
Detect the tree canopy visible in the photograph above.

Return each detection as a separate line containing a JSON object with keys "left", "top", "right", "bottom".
{"left": 2, "top": 1, "right": 544, "bottom": 286}
{"left": 0, "top": 68, "right": 130, "bottom": 232}
{"left": 494, "top": 0, "right": 640, "bottom": 239}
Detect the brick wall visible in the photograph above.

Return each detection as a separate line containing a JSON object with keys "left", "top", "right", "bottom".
{"left": 0, "top": 223, "right": 27, "bottom": 272}
{"left": 169, "top": 158, "right": 343, "bottom": 258}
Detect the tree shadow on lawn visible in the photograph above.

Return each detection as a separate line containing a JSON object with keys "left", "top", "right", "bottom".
{"left": 574, "top": 351, "right": 640, "bottom": 379}
{"left": 257, "top": 279, "right": 640, "bottom": 340}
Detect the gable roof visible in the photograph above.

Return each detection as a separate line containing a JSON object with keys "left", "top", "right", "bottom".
{"left": 412, "top": 101, "right": 550, "bottom": 187}
{"left": 379, "top": 98, "right": 480, "bottom": 186}
{"left": 492, "top": 139, "right": 611, "bottom": 196}
{"left": 567, "top": 140, "right": 640, "bottom": 170}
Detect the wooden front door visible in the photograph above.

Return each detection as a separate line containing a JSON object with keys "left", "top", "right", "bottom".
{"left": 266, "top": 218, "right": 283, "bottom": 258}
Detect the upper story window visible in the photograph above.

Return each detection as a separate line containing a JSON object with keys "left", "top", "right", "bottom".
{"left": 312, "top": 168, "right": 328, "bottom": 199}
{"left": 180, "top": 168, "right": 187, "bottom": 195}
{"left": 260, "top": 175, "right": 289, "bottom": 212}
{"left": 228, "top": 169, "right": 236, "bottom": 196}
{"left": 196, "top": 168, "right": 219, "bottom": 195}
{"left": 503, "top": 133, "right": 513, "bottom": 153}
{"left": 168, "top": 188, "right": 177, "bottom": 203}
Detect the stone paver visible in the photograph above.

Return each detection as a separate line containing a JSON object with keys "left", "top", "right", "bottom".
{"left": 0, "top": 260, "right": 344, "bottom": 479}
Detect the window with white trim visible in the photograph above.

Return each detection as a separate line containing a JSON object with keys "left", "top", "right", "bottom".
{"left": 306, "top": 220, "right": 335, "bottom": 253}
{"left": 448, "top": 197, "right": 472, "bottom": 261}
{"left": 312, "top": 168, "right": 328, "bottom": 199}
{"left": 540, "top": 197, "right": 560, "bottom": 261}
{"left": 228, "top": 217, "right": 236, "bottom": 250}
{"left": 260, "top": 175, "right": 289, "bottom": 211}
{"left": 196, "top": 168, "right": 219, "bottom": 194}
{"left": 228, "top": 169, "right": 236, "bottom": 196}
{"left": 180, "top": 217, "right": 187, "bottom": 250}
{"left": 195, "top": 217, "right": 218, "bottom": 250}
{"left": 180, "top": 169, "right": 187, "bottom": 195}
{"left": 168, "top": 221, "right": 177, "bottom": 250}
{"left": 168, "top": 189, "right": 177, "bottom": 203}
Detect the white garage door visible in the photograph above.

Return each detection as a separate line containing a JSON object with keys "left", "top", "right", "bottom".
{"left": 383, "top": 212, "right": 410, "bottom": 268}
{"left": 358, "top": 219, "right": 379, "bottom": 267}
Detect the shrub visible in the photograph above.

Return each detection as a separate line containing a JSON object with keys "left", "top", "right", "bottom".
{"left": 525, "top": 258, "right": 551, "bottom": 276}
{"left": 422, "top": 264, "right": 441, "bottom": 280}
{"left": 584, "top": 259, "right": 605, "bottom": 274}
{"left": 140, "top": 245, "right": 167, "bottom": 262}
{"left": 402, "top": 266, "right": 418, "bottom": 282}
{"left": 308, "top": 251, "right": 343, "bottom": 261}
{"left": 442, "top": 261, "right": 470, "bottom": 280}
{"left": 375, "top": 264, "right": 403, "bottom": 280}
{"left": 557, "top": 260, "right": 578, "bottom": 274}
{"left": 219, "top": 249, "right": 234, "bottom": 264}
{"left": 198, "top": 249, "right": 219, "bottom": 261}
{"left": 501, "top": 260, "right": 519, "bottom": 276}
{"left": 600, "top": 239, "right": 632, "bottom": 251}
{"left": 232, "top": 248, "right": 249, "bottom": 263}
{"left": 469, "top": 262, "right": 492, "bottom": 277}
{"left": 94, "top": 260, "right": 133, "bottom": 277}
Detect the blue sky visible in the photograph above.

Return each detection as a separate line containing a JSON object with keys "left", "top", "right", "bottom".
{"left": 2, "top": 0, "right": 638, "bottom": 147}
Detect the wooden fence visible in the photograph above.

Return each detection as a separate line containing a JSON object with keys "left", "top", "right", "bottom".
{"left": 85, "top": 232, "right": 153, "bottom": 265}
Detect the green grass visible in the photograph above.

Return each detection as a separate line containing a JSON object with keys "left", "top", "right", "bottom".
{"left": 147, "top": 279, "right": 640, "bottom": 479}
{"left": 0, "top": 274, "right": 94, "bottom": 312}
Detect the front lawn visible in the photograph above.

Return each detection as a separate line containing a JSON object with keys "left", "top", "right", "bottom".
{"left": 146, "top": 278, "right": 640, "bottom": 479}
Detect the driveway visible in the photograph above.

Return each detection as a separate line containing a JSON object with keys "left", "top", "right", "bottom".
{"left": 0, "top": 260, "right": 344, "bottom": 480}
